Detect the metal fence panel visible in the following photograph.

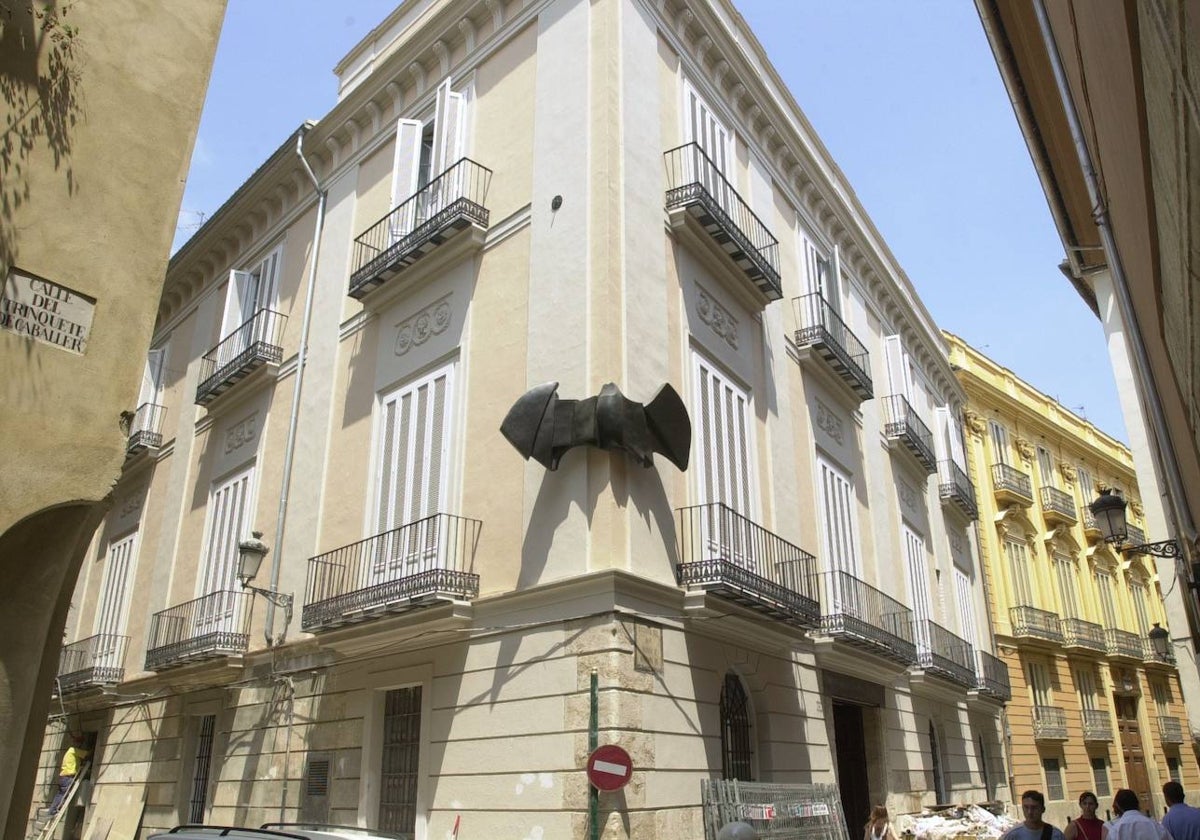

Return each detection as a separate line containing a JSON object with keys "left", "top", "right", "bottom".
{"left": 701, "top": 780, "right": 851, "bottom": 840}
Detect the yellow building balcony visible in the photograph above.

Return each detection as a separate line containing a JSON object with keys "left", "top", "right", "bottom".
{"left": 1159, "top": 715, "right": 1185, "bottom": 744}
{"left": 1033, "top": 705, "right": 1069, "bottom": 740}
{"left": 992, "top": 463, "right": 1033, "bottom": 506}
{"left": 1105, "top": 628, "right": 1144, "bottom": 661}
{"left": 1010, "top": 604, "right": 1064, "bottom": 645}
{"left": 1082, "top": 709, "right": 1113, "bottom": 741}
{"left": 1060, "top": 617, "right": 1106, "bottom": 655}
{"left": 1040, "top": 486, "right": 1077, "bottom": 526}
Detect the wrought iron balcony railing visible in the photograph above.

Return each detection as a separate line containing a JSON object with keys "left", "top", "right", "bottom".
{"left": 991, "top": 463, "right": 1033, "bottom": 505}
{"left": 793, "top": 293, "right": 873, "bottom": 400}
{"left": 1060, "top": 617, "right": 1106, "bottom": 654}
{"left": 1040, "top": 486, "right": 1077, "bottom": 524}
{"left": 882, "top": 395, "right": 937, "bottom": 474}
{"left": 1082, "top": 507, "right": 1101, "bottom": 539}
{"left": 57, "top": 633, "right": 128, "bottom": 693}
{"left": 1082, "top": 709, "right": 1113, "bottom": 741}
{"left": 303, "top": 513, "right": 482, "bottom": 631}
{"left": 663, "top": 143, "right": 782, "bottom": 302}
{"left": 1033, "top": 705, "right": 1069, "bottom": 740}
{"left": 145, "top": 589, "right": 251, "bottom": 670}
{"left": 196, "top": 308, "right": 286, "bottom": 406}
{"left": 1144, "top": 638, "right": 1176, "bottom": 666}
{"left": 1106, "top": 628, "right": 1144, "bottom": 660}
{"left": 811, "top": 570, "right": 917, "bottom": 665}
{"left": 349, "top": 158, "right": 492, "bottom": 300}
{"left": 676, "top": 503, "right": 819, "bottom": 626}
{"left": 974, "top": 649, "right": 1012, "bottom": 701}
{"left": 938, "top": 460, "right": 978, "bottom": 520}
{"left": 1010, "top": 604, "right": 1065, "bottom": 644}
{"left": 1159, "top": 715, "right": 1185, "bottom": 744}
{"left": 127, "top": 402, "right": 166, "bottom": 456}
{"left": 917, "top": 620, "right": 976, "bottom": 688}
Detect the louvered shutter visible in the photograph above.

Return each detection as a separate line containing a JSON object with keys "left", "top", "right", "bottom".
{"left": 693, "top": 354, "right": 751, "bottom": 514}
{"left": 431, "top": 77, "right": 464, "bottom": 179}
{"left": 883, "top": 335, "right": 908, "bottom": 398}
{"left": 221, "top": 270, "right": 258, "bottom": 340}
{"left": 95, "top": 531, "right": 138, "bottom": 671}
{"left": 905, "top": 526, "right": 931, "bottom": 656}
{"left": 954, "top": 568, "right": 979, "bottom": 649}
{"left": 139, "top": 349, "right": 165, "bottom": 407}
{"left": 391, "top": 119, "right": 424, "bottom": 239}
{"left": 197, "top": 466, "right": 254, "bottom": 632}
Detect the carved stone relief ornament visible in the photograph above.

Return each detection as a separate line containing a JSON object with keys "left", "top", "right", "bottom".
{"left": 395, "top": 295, "right": 453, "bottom": 356}
{"left": 1130, "top": 500, "right": 1144, "bottom": 519}
{"left": 815, "top": 400, "right": 844, "bottom": 446}
{"left": 1014, "top": 437, "right": 1034, "bottom": 464}
{"left": 225, "top": 411, "right": 258, "bottom": 455}
{"left": 1058, "top": 461, "right": 1076, "bottom": 484}
{"left": 963, "top": 409, "right": 986, "bottom": 437}
{"left": 696, "top": 288, "right": 738, "bottom": 349}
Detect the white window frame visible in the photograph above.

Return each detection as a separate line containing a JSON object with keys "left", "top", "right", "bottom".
{"left": 906, "top": 526, "right": 932, "bottom": 656}
{"left": 954, "top": 568, "right": 979, "bottom": 647}
{"left": 221, "top": 244, "right": 282, "bottom": 341}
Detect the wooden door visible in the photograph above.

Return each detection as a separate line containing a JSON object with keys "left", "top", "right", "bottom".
{"left": 1116, "top": 696, "right": 1151, "bottom": 812}
{"left": 834, "top": 703, "right": 871, "bottom": 836}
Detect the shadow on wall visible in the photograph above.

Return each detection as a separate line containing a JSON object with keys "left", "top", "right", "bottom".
{"left": 0, "top": 0, "right": 83, "bottom": 277}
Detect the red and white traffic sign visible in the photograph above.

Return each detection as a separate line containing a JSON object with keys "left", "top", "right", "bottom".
{"left": 586, "top": 744, "right": 633, "bottom": 791}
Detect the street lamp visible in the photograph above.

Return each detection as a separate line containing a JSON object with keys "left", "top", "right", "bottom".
{"left": 1149, "top": 623, "right": 1171, "bottom": 660}
{"left": 1088, "top": 489, "right": 1183, "bottom": 559}
{"left": 237, "top": 531, "right": 294, "bottom": 646}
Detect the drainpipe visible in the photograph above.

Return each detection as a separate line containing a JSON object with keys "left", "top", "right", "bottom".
{"left": 1030, "top": 1, "right": 1197, "bottom": 555}
{"left": 265, "top": 124, "right": 326, "bottom": 641}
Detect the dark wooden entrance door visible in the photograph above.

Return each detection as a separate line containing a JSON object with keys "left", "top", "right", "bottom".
{"left": 1116, "top": 696, "right": 1151, "bottom": 812}
{"left": 834, "top": 702, "right": 871, "bottom": 835}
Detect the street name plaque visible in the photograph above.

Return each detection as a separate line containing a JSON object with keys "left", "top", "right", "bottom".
{"left": 1, "top": 268, "right": 95, "bottom": 354}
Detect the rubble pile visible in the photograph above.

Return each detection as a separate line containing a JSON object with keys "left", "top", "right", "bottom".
{"left": 894, "top": 805, "right": 1017, "bottom": 840}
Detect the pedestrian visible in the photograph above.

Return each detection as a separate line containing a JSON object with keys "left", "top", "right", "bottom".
{"left": 1107, "top": 789, "right": 1173, "bottom": 840}
{"left": 1003, "top": 790, "right": 1066, "bottom": 840}
{"left": 865, "top": 805, "right": 898, "bottom": 840}
{"left": 1162, "top": 782, "right": 1200, "bottom": 840}
{"left": 1066, "top": 791, "right": 1106, "bottom": 840}
{"left": 47, "top": 733, "right": 89, "bottom": 817}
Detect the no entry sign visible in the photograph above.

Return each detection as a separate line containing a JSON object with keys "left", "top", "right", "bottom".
{"left": 586, "top": 744, "right": 633, "bottom": 791}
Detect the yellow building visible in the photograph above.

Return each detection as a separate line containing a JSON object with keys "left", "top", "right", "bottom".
{"left": 946, "top": 333, "right": 1195, "bottom": 822}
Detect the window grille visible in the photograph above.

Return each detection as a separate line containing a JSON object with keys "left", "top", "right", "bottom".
{"left": 188, "top": 715, "right": 216, "bottom": 824}
{"left": 379, "top": 686, "right": 422, "bottom": 837}
{"left": 720, "top": 673, "right": 753, "bottom": 781}
{"left": 1090, "top": 757, "right": 1111, "bottom": 797}
{"left": 1043, "top": 756, "right": 1064, "bottom": 801}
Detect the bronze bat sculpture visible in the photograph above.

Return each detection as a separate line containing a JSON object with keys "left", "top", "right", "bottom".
{"left": 500, "top": 381, "right": 691, "bottom": 471}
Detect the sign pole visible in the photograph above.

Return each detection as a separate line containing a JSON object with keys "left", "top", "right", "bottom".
{"left": 589, "top": 668, "right": 599, "bottom": 840}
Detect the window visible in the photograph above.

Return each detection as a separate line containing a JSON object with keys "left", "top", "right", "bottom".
{"left": 978, "top": 735, "right": 990, "bottom": 793}
{"left": 1129, "top": 579, "right": 1153, "bottom": 636}
{"left": 1006, "top": 539, "right": 1034, "bottom": 607}
{"left": 1037, "top": 446, "right": 1056, "bottom": 488}
{"left": 221, "top": 246, "right": 281, "bottom": 341}
{"left": 1168, "top": 755, "right": 1182, "bottom": 783}
{"left": 379, "top": 686, "right": 422, "bottom": 835}
{"left": 1054, "top": 555, "right": 1081, "bottom": 618}
{"left": 884, "top": 336, "right": 911, "bottom": 399}
{"left": 1090, "top": 757, "right": 1111, "bottom": 797}
{"left": 936, "top": 406, "right": 968, "bottom": 468}
{"left": 988, "top": 420, "right": 1010, "bottom": 466}
{"left": 683, "top": 78, "right": 731, "bottom": 179}
{"left": 1095, "top": 570, "right": 1119, "bottom": 628}
{"left": 1078, "top": 468, "right": 1095, "bottom": 508}
{"left": 374, "top": 364, "right": 455, "bottom": 573}
{"left": 1028, "top": 661, "right": 1053, "bottom": 708}
{"left": 955, "top": 569, "right": 979, "bottom": 648}
{"left": 906, "top": 527, "right": 933, "bottom": 655}
{"left": 391, "top": 78, "right": 467, "bottom": 241}
{"left": 720, "top": 673, "right": 753, "bottom": 781}
{"left": 693, "top": 353, "right": 752, "bottom": 515}
{"left": 818, "top": 456, "right": 860, "bottom": 580}
{"left": 1075, "top": 666, "right": 1099, "bottom": 711}
{"left": 95, "top": 531, "right": 138, "bottom": 667}
{"left": 1152, "top": 680, "right": 1171, "bottom": 718}
{"left": 138, "top": 348, "right": 165, "bottom": 409}
{"left": 188, "top": 715, "right": 216, "bottom": 823}
{"left": 1043, "top": 756, "right": 1064, "bottom": 800}
{"left": 198, "top": 466, "right": 255, "bottom": 598}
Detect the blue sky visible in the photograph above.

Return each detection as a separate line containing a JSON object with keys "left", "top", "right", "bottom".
{"left": 175, "top": 0, "right": 1127, "bottom": 443}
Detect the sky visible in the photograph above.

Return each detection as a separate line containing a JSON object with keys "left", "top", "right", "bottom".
{"left": 174, "top": 0, "right": 1129, "bottom": 444}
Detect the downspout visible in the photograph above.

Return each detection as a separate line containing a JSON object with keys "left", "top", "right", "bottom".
{"left": 265, "top": 124, "right": 326, "bottom": 642}
{"left": 1030, "top": 1, "right": 1197, "bottom": 553}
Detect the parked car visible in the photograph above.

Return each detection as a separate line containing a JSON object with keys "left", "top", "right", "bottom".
{"left": 148, "top": 824, "right": 404, "bottom": 840}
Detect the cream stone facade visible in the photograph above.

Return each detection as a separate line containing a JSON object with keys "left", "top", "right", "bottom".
{"left": 0, "top": 2, "right": 225, "bottom": 837}
{"left": 32, "top": 1, "right": 1007, "bottom": 837}
{"left": 947, "top": 333, "right": 1197, "bottom": 825}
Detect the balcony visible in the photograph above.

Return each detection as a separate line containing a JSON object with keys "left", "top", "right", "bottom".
{"left": 1106, "top": 628, "right": 1144, "bottom": 661}
{"left": 1010, "top": 605, "right": 1065, "bottom": 644}
{"left": 196, "top": 309, "right": 286, "bottom": 406}
{"left": 126, "top": 402, "right": 166, "bottom": 456}
{"left": 57, "top": 634, "right": 128, "bottom": 693}
{"left": 303, "top": 514, "right": 482, "bottom": 632}
{"left": 1159, "top": 715, "right": 1185, "bottom": 744}
{"left": 992, "top": 463, "right": 1033, "bottom": 506}
{"left": 882, "top": 395, "right": 937, "bottom": 474}
{"left": 938, "top": 460, "right": 978, "bottom": 520}
{"left": 145, "top": 590, "right": 251, "bottom": 670}
{"left": 1040, "top": 486, "right": 1078, "bottom": 526}
{"left": 1082, "top": 709, "right": 1113, "bottom": 741}
{"left": 676, "top": 503, "right": 819, "bottom": 626}
{"left": 793, "top": 293, "right": 873, "bottom": 401}
{"left": 349, "top": 158, "right": 492, "bottom": 301}
{"left": 1033, "top": 705, "right": 1069, "bottom": 740}
{"left": 917, "top": 620, "right": 976, "bottom": 688}
{"left": 663, "top": 143, "right": 782, "bottom": 304}
{"left": 811, "top": 571, "right": 917, "bottom": 665}
{"left": 1060, "top": 617, "right": 1106, "bottom": 654}
{"left": 974, "top": 650, "right": 1012, "bottom": 701}
{"left": 1082, "top": 508, "right": 1102, "bottom": 541}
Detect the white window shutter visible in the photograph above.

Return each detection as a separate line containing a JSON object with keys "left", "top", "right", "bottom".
{"left": 432, "top": 77, "right": 464, "bottom": 179}
{"left": 905, "top": 527, "right": 931, "bottom": 652}
{"left": 391, "top": 119, "right": 424, "bottom": 211}
{"left": 221, "top": 270, "right": 257, "bottom": 339}
{"left": 96, "top": 532, "right": 138, "bottom": 640}
{"left": 257, "top": 248, "right": 281, "bottom": 312}
{"left": 199, "top": 466, "right": 254, "bottom": 597}
{"left": 884, "top": 336, "right": 906, "bottom": 398}
{"left": 139, "top": 348, "right": 165, "bottom": 407}
{"left": 955, "top": 569, "right": 978, "bottom": 647}
{"left": 692, "top": 354, "right": 751, "bottom": 515}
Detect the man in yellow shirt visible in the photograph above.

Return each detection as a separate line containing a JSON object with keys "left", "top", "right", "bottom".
{"left": 47, "top": 734, "right": 89, "bottom": 817}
